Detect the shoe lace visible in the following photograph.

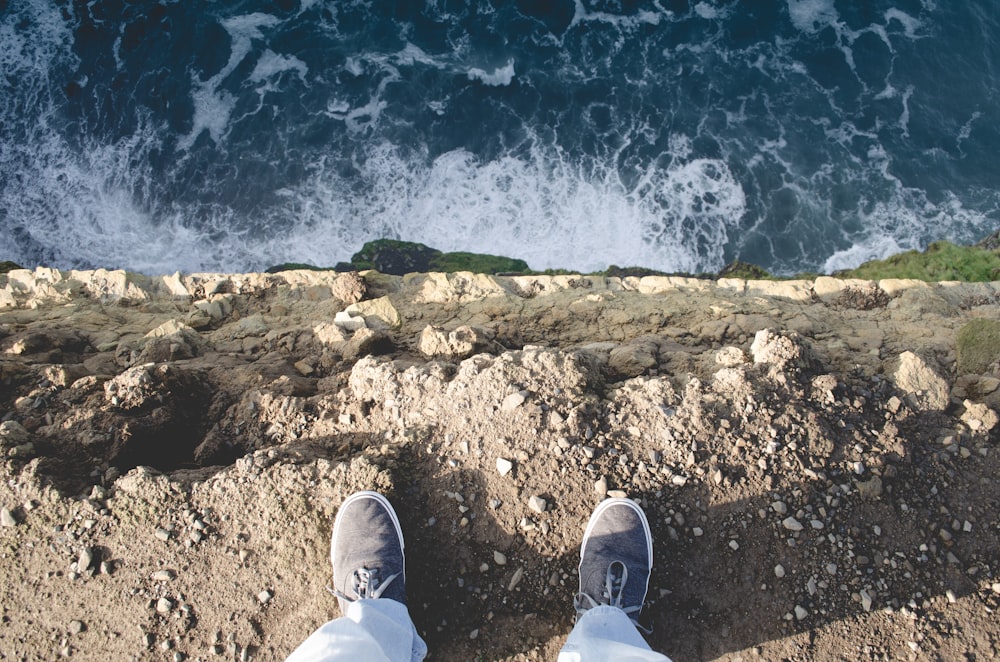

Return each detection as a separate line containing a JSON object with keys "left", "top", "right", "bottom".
{"left": 329, "top": 567, "right": 400, "bottom": 602}
{"left": 574, "top": 561, "right": 651, "bottom": 633}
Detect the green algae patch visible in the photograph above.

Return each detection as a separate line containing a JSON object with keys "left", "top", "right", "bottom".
{"left": 429, "top": 251, "right": 528, "bottom": 274}
{"left": 838, "top": 241, "right": 1000, "bottom": 282}
{"left": 956, "top": 319, "right": 1000, "bottom": 376}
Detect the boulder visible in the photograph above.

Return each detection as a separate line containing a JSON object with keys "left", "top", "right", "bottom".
{"left": 750, "top": 329, "right": 813, "bottom": 370}
{"left": 332, "top": 272, "right": 367, "bottom": 304}
{"left": 418, "top": 325, "right": 499, "bottom": 359}
{"left": 888, "top": 351, "right": 949, "bottom": 411}
{"left": 608, "top": 339, "right": 659, "bottom": 377}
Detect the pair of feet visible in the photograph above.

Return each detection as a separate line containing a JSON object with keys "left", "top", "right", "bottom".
{"left": 331, "top": 491, "right": 653, "bottom": 629}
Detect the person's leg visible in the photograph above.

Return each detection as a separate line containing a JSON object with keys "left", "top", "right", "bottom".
{"left": 558, "top": 498, "right": 672, "bottom": 662}
{"left": 286, "top": 491, "right": 427, "bottom": 662}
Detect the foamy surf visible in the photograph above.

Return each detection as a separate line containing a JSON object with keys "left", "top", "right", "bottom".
{"left": 1, "top": 0, "right": 998, "bottom": 275}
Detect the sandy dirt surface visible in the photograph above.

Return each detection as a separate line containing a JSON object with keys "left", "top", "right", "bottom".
{"left": 1, "top": 268, "right": 998, "bottom": 661}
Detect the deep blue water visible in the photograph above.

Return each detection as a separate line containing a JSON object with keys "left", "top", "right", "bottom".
{"left": 2, "top": 0, "right": 999, "bottom": 275}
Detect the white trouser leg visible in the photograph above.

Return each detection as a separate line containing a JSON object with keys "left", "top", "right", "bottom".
{"left": 285, "top": 598, "right": 427, "bottom": 662}
{"left": 557, "top": 605, "right": 672, "bottom": 662}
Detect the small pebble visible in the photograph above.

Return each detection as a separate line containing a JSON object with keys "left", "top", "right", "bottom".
{"left": 860, "top": 589, "right": 873, "bottom": 612}
{"left": 528, "top": 495, "right": 547, "bottom": 514}
{"left": 258, "top": 590, "right": 273, "bottom": 604}
{"left": 156, "top": 597, "right": 173, "bottom": 614}
{"left": 154, "top": 528, "right": 171, "bottom": 542}
{"left": 728, "top": 540, "right": 739, "bottom": 551}
{"left": 68, "top": 620, "right": 85, "bottom": 635}
{"left": 507, "top": 567, "right": 524, "bottom": 591}
{"left": 594, "top": 477, "right": 608, "bottom": 496}
{"left": 493, "top": 551, "right": 507, "bottom": 566}
{"left": 774, "top": 564, "right": 785, "bottom": 578}
{"left": 152, "top": 570, "right": 175, "bottom": 582}
{"left": 496, "top": 458, "right": 513, "bottom": 476}
{"left": 692, "top": 527, "right": 704, "bottom": 537}
{"left": 782, "top": 517, "right": 804, "bottom": 531}
{"left": 0, "top": 507, "right": 17, "bottom": 527}
{"left": 77, "top": 548, "right": 94, "bottom": 573}
{"left": 794, "top": 605, "right": 808, "bottom": 620}
{"left": 770, "top": 501, "right": 788, "bottom": 515}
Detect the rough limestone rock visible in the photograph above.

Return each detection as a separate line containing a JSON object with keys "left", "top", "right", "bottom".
{"left": 889, "top": 351, "right": 950, "bottom": 411}
{"left": 750, "top": 329, "right": 812, "bottom": 370}
{"left": 5, "top": 268, "right": 1000, "bottom": 661}
{"left": 331, "top": 271, "right": 367, "bottom": 304}
{"left": 140, "top": 320, "right": 203, "bottom": 362}
{"left": 960, "top": 400, "right": 999, "bottom": 431}
{"left": 418, "top": 325, "right": 498, "bottom": 359}
{"left": 0, "top": 421, "right": 30, "bottom": 447}
{"left": 608, "top": 338, "right": 660, "bottom": 377}
{"left": 346, "top": 296, "right": 400, "bottom": 329}
{"left": 104, "top": 365, "right": 160, "bottom": 410}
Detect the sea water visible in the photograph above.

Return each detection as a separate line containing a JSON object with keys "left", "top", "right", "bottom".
{"left": 2, "top": 0, "right": 999, "bottom": 275}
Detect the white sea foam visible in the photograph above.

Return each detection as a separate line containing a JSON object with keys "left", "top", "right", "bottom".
{"left": 467, "top": 60, "right": 516, "bottom": 86}
{"left": 569, "top": 0, "right": 665, "bottom": 31}
{"left": 267, "top": 133, "right": 745, "bottom": 275}
{"left": 178, "top": 13, "right": 282, "bottom": 150}
{"left": 823, "top": 235, "right": 905, "bottom": 273}
{"left": 250, "top": 51, "right": 308, "bottom": 84}
{"left": 884, "top": 9, "right": 922, "bottom": 38}
{"left": 787, "top": 0, "right": 839, "bottom": 34}
{"left": 823, "top": 195, "right": 996, "bottom": 274}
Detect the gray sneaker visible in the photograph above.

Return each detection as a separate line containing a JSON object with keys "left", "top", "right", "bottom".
{"left": 330, "top": 491, "right": 408, "bottom": 613}
{"left": 574, "top": 497, "right": 653, "bottom": 629}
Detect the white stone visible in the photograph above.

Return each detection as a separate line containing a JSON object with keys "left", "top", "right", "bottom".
{"left": 794, "top": 605, "right": 808, "bottom": 620}
{"left": 493, "top": 551, "right": 507, "bottom": 566}
{"left": 77, "top": 548, "right": 94, "bottom": 572}
{"left": 495, "top": 458, "right": 513, "bottom": 476}
{"left": 782, "top": 517, "right": 804, "bottom": 531}
{"left": 333, "top": 310, "right": 366, "bottom": 331}
{"left": 774, "top": 564, "right": 785, "bottom": 578}
{"left": 507, "top": 567, "right": 524, "bottom": 591}
{"left": 528, "top": 496, "right": 547, "bottom": 514}
{"left": 501, "top": 392, "right": 526, "bottom": 411}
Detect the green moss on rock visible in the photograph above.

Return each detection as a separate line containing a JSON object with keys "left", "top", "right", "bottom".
{"left": 956, "top": 319, "right": 1000, "bottom": 376}
{"left": 349, "top": 240, "right": 530, "bottom": 275}
{"left": 717, "top": 261, "right": 774, "bottom": 280}
{"left": 838, "top": 241, "right": 1000, "bottom": 282}
{"left": 429, "top": 251, "right": 528, "bottom": 274}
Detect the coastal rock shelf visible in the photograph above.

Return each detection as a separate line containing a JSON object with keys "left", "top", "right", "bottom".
{"left": 1, "top": 267, "right": 999, "bottom": 660}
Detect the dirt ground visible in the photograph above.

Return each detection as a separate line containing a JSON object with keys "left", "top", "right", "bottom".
{"left": 0, "top": 268, "right": 998, "bottom": 661}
